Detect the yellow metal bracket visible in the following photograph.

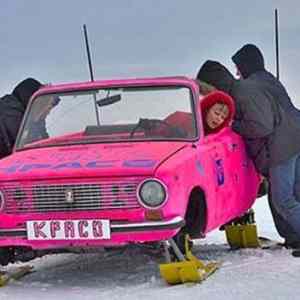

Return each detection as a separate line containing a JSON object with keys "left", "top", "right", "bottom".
{"left": 225, "top": 223, "right": 260, "bottom": 248}
{"left": 0, "top": 265, "right": 33, "bottom": 287}
{"left": 159, "top": 235, "right": 220, "bottom": 285}
{"left": 224, "top": 209, "right": 260, "bottom": 249}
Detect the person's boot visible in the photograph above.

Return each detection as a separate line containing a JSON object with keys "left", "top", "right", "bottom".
{"left": 292, "top": 249, "right": 300, "bottom": 257}
{"left": 283, "top": 239, "right": 300, "bottom": 249}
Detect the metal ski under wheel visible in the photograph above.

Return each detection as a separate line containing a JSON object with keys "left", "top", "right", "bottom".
{"left": 0, "top": 265, "right": 33, "bottom": 287}
{"left": 224, "top": 209, "right": 261, "bottom": 249}
{"left": 159, "top": 235, "right": 220, "bottom": 284}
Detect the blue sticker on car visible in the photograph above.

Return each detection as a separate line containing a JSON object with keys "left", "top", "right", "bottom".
{"left": 215, "top": 159, "right": 224, "bottom": 185}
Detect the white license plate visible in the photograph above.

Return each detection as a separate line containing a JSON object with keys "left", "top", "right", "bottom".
{"left": 26, "top": 219, "right": 110, "bottom": 240}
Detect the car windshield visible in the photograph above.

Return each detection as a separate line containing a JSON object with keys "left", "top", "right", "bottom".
{"left": 16, "top": 86, "right": 196, "bottom": 150}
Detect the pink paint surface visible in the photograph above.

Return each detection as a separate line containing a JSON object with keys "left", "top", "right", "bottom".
{"left": 0, "top": 76, "right": 260, "bottom": 250}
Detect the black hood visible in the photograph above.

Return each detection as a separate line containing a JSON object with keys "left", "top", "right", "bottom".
{"left": 232, "top": 44, "right": 265, "bottom": 79}
{"left": 12, "top": 78, "right": 42, "bottom": 108}
{"left": 196, "top": 60, "right": 235, "bottom": 94}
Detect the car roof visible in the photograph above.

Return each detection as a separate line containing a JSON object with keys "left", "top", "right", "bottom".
{"left": 34, "top": 76, "right": 198, "bottom": 96}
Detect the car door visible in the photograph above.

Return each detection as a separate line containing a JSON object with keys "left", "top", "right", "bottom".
{"left": 211, "top": 138, "right": 235, "bottom": 223}
{"left": 200, "top": 132, "right": 234, "bottom": 224}
{"left": 218, "top": 128, "right": 253, "bottom": 218}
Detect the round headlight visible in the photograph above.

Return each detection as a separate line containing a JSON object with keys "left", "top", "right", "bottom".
{"left": 138, "top": 179, "right": 167, "bottom": 208}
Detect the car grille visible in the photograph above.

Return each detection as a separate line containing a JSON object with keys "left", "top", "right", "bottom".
{"left": 3, "top": 179, "right": 141, "bottom": 213}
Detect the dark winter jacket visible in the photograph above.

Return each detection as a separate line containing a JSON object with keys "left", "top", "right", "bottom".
{"left": 245, "top": 70, "right": 300, "bottom": 124}
{"left": 0, "top": 78, "right": 42, "bottom": 158}
{"left": 197, "top": 60, "right": 300, "bottom": 176}
{"left": 232, "top": 44, "right": 300, "bottom": 122}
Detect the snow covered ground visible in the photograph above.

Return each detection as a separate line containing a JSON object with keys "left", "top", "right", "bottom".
{"left": 1, "top": 197, "right": 300, "bottom": 300}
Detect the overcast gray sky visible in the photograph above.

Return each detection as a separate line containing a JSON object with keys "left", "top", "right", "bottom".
{"left": 1, "top": 0, "right": 300, "bottom": 106}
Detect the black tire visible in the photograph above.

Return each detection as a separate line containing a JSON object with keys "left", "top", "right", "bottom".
{"left": 0, "top": 247, "right": 14, "bottom": 266}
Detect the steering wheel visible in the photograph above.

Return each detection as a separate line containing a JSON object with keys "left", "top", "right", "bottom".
{"left": 130, "top": 118, "right": 187, "bottom": 138}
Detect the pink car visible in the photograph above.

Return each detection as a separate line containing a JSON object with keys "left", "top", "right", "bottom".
{"left": 0, "top": 76, "right": 260, "bottom": 265}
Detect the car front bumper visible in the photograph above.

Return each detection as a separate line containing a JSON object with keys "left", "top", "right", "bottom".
{"left": 0, "top": 216, "right": 185, "bottom": 249}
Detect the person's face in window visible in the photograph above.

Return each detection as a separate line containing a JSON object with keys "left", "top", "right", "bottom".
{"left": 205, "top": 102, "right": 229, "bottom": 129}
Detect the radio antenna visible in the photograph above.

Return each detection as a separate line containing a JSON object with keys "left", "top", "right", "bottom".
{"left": 83, "top": 24, "right": 100, "bottom": 125}
{"left": 275, "top": 9, "right": 280, "bottom": 80}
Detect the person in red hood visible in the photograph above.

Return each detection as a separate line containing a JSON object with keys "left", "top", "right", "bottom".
{"left": 200, "top": 91, "right": 235, "bottom": 135}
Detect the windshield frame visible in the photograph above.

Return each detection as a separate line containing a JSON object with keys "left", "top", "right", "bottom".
{"left": 15, "top": 82, "right": 200, "bottom": 152}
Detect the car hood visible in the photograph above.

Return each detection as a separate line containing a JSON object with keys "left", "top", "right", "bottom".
{"left": 0, "top": 142, "right": 188, "bottom": 181}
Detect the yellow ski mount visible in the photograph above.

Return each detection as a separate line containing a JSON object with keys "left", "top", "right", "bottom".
{"left": 159, "top": 235, "right": 220, "bottom": 285}
{"left": 224, "top": 209, "right": 260, "bottom": 249}
{"left": 0, "top": 265, "right": 33, "bottom": 287}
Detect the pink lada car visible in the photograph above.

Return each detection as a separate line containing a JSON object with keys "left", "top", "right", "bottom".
{"left": 0, "top": 76, "right": 260, "bottom": 265}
